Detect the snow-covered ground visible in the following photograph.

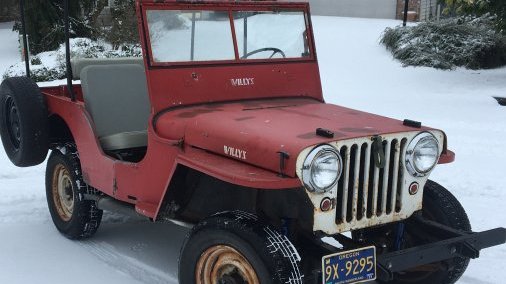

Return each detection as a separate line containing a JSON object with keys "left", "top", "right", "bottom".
{"left": 1, "top": 15, "right": 505, "bottom": 283}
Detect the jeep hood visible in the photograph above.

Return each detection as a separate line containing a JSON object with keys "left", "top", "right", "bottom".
{"left": 155, "top": 98, "right": 429, "bottom": 177}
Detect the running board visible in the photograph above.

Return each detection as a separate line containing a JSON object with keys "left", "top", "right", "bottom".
{"left": 85, "top": 194, "right": 148, "bottom": 219}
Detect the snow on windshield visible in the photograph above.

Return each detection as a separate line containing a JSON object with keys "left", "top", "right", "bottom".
{"left": 146, "top": 10, "right": 310, "bottom": 63}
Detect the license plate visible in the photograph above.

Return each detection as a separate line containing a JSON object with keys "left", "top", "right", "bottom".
{"left": 322, "top": 246, "right": 376, "bottom": 284}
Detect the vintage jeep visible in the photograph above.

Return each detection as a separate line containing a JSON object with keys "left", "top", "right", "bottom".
{"left": 1, "top": 0, "right": 504, "bottom": 283}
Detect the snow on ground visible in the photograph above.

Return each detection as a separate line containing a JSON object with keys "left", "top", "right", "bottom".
{"left": 1, "top": 15, "right": 505, "bottom": 283}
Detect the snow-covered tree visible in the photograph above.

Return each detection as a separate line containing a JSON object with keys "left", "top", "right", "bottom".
{"left": 0, "top": 0, "right": 18, "bottom": 22}
{"left": 488, "top": 0, "right": 506, "bottom": 33}
{"left": 15, "top": 0, "right": 107, "bottom": 53}
{"left": 381, "top": 15, "right": 506, "bottom": 69}
{"left": 106, "top": 0, "right": 139, "bottom": 49}
{"left": 443, "top": 0, "right": 506, "bottom": 34}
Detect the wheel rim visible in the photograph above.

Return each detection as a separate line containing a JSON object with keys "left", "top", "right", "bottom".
{"left": 196, "top": 245, "right": 259, "bottom": 284}
{"left": 52, "top": 164, "right": 75, "bottom": 221}
{"left": 4, "top": 96, "right": 21, "bottom": 148}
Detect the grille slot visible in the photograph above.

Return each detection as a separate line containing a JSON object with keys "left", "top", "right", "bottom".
{"left": 336, "top": 137, "right": 407, "bottom": 224}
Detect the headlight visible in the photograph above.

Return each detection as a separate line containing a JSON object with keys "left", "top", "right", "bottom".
{"left": 406, "top": 132, "right": 439, "bottom": 177}
{"left": 302, "top": 145, "right": 342, "bottom": 193}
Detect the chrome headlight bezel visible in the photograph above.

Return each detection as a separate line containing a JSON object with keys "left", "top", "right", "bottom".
{"left": 302, "top": 145, "right": 342, "bottom": 193}
{"left": 405, "top": 132, "right": 440, "bottom": 177}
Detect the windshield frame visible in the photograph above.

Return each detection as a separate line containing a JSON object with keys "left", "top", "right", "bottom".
{"left": 141, "top": 2, "right": 316, "bottom": 67}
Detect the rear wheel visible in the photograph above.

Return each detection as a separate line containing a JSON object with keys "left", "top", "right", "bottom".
{"left": 0, "top": 77, "right": 48, "bottom": 166}
{"left": 46, "top": 144, "right": 103, "bottom": 239}
{"left": 179, "top": 211, "right": 304, "bottom": 284}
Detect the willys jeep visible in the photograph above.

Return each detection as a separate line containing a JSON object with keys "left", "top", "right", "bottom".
{"left": 1, "top": 1, "right": 505, "bottom": 283}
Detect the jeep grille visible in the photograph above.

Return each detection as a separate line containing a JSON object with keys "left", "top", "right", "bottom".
{"left": 335, "top": 137, "right": 408, "bottom": 224}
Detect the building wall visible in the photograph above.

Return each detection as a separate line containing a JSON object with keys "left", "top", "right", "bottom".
{"left": 309, "top": 0, "right": 397, "bottom": 19}
{"left": 419, "top": 0, "right": 440, "bottom": 21}
{"left": 396, "top": 0, "right": 421, "bottom": 21}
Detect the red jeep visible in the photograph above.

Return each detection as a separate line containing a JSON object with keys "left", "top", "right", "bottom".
{"left": 1, "top": 1, "right": 504, "bottom": 283}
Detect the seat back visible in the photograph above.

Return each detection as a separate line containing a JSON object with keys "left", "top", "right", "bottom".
{"left": 72, "top": 57, "right": 143, "bottom": 80}
{"left": 80, "top": 64, "right": 151, "bottom": 150}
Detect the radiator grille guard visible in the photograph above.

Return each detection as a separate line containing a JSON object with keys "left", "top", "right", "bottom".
{"left": 296, "top": 131, "right": 445, "bottom": 235}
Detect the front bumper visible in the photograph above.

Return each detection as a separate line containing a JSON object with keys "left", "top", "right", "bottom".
{"left": 306, "top": 215, "right": 506, "bottom": 283}
{"left": 376, "top": 218, "right": 506, "bottom": 281}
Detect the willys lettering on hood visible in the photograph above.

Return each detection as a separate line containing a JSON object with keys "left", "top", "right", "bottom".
{"left": 155, "top": 98, "right": 429, "bottom": 177}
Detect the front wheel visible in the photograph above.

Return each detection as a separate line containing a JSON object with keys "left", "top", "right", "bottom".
{"left": 45, "top": 144, "right": 103, "bottom": 239}
{"left": 355, "top": 180, "right": 471, "bottom": 284}
{"left": 178, "top": 211, "right": 304, "bottom": 284}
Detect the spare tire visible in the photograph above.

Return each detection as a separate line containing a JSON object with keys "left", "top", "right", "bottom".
{"left": 0, "top": 76, "right": 49, "bottom": 167}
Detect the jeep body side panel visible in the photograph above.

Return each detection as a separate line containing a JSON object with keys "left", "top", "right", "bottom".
{"left": 45, "top": 90, "right": 116, "bottom": 194}
{"left": 43, "top": 87, "right": 302, "bottom": 219}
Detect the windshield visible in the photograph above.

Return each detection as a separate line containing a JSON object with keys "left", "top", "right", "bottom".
{"left": 146, "top": 9, "right": 311, "bottom": 64}
{"left": 233, "top": 11, "right": 309, "bottom": 59}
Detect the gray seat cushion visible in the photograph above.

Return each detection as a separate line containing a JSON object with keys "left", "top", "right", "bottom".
{"left": 99, "top": 131, "right": 148, "bottom": 151}
{"left": 72, "top": 57, "right": 143, "bottom": 80}
{"left": 80, "top": 64, "right": 150, "bottom": 151}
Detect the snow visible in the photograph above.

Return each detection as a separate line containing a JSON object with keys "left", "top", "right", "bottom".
{"left": 4, "top": 38, "right": 142, "bottom": 81}
{"left": 381, "top": 16, "right": 503, "bottom": 70}
{"left": 1, "top": 15, "right": 505, "bottom": 284}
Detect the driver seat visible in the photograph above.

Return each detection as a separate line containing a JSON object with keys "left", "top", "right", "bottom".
{"left": 80, "top": 63, "right": 151, "bottom": 151}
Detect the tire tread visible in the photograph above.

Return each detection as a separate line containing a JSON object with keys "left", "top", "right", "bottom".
{"left": 0, "top": 76, "right": 48, "bottom": 166}
{"left": 46, "top": 143, "right": 102, "bottom": 239}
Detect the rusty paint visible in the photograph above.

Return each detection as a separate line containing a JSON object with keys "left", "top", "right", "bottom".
{"left": 278, "top": 107, "right": 327, "bottom": 119}
{"left": 296, "top": 132, "right": 318, "bottom": 139}
{"left": 297, "top": 131, "right": 346, "bottom": 139}
{"left": 235, "top": 116, "right": 255, "bottom": 121}
{"left": 243, "top": 104, "right": 299, "bottom": 111}
{"left": 51, "top": 164, "right": 74, "bottom": 222}
{"left": 347, "top": 111, "right": 360, "bottom": 115}
{"left": 340, "top": 127, "right": 378, "bottom": 133}
{"left": 204, "top": 103, "right": 225, "bottom": 109}
{"left": 177, "top": 108, "right": 222, "bottom": 118}
{"left": 196, "top": 245, "right": 259, "bottom": 284}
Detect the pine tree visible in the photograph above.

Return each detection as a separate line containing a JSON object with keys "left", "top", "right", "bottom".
{"left": 442, "top": 0, "right": 506, "bottom": 34}
{"left": 488, "top": 0, "right": 506, "bottom": 34}
{"left": 0, "top": 0, "right": 19, "bottom": 22}
{"left": 15, "top": 0, "right": 106, "bottom": 54}
{"left": 15, "top": 0, "right": 61, "bottom": 53}
{"left": 107, "top": 0, "right": 139, "bottom": 49}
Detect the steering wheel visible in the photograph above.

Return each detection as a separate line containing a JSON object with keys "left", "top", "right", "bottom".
{"left": 241, "top": 47, "right": 286, "bottom": 59}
